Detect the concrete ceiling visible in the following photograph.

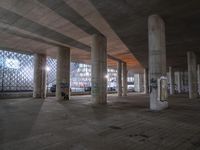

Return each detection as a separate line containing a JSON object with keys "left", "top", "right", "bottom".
{"left": 0, "top": 0, "right": 199, "bottom": 71}
{"left": 89, "top": 0, "right": 200, "bottom": 69}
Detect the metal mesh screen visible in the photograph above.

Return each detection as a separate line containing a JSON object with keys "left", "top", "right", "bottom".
{"left": 46, "top": 57, "right": 57, "bottom": 88}
{"left": 0, "top": 52, "right": 118, "bottom": 93}
{"left": 0, "top": 50, "right": 3, "bottom": 92}
{"left": 71, "top": 63, "right": 91, "bottom": 88}
{"left": 107, "top": 68, "right": 117, "bottom": 88}
{"left": 0, "top": 50, "right": 34, "bottom": 92}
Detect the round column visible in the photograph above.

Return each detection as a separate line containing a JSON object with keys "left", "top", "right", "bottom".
{"left": 33, "top": 54, "right": 47, "bottom": 98}
{"left": 56, "top": 47, "right": 70, "bottom": 100}
{"left": 117, "top": 61, "right": 122, "bottom": 97}
{"left": 169, "top": 67, "right": 175, "bottom": 95}
{"left": 148, "top": 15, "right": 168, "bottom": 111}
{"left": 91, "top": 34, "right": 107, "bottom": 104}
{"left": 187, "top": 51, "right": 197, "bottom": 99}
{"left": 122, "top": 62, "right": 127, "bottom": 96}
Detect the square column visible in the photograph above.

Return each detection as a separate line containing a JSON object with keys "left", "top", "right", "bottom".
{"left": 91, "top": 34, "right": 107, "bottom": 104}
{"left": 122, "top": 62, "right": 127, "bottom": 96}
{"left": 56, "top": 47, "right": 71, "bottom": 100}
{"left": 117, "top": 61, "right": 122, "bottom": 96}
{"left": 148, "top": 15, "right": 168, "bottom": 111}
{"left": 33, "top": 54, "right": 47, "bottom": 98}
{"left": 168, "top": 67, "right": 175, "bottom": 95}
{"left": 187, "top": 51, "right": 197, "bottom": 99}
{"left": 197, "top": 64, "right": 200, "bottom": 96}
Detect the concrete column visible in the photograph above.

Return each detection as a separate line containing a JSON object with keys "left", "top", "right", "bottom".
{"left": 122, "top": 62, "right": 127, "bottom": 96}
{"left": 177, "top": 72, "right": 181, "bottom": 93}
{"left": 134, "top": 73, "right": 144, "bottom": 92}
{"left": 91, "top": 34, "right": 107, "bottom": 104}
{"left": 169, "top": 67, "right": 175, "bottom": 95}
{"left": 143, "top": 68, "right": 148, "bottom": 94}
{"left": 187, "top": 51, "right": 197, "bottom": 99}
{"left": 33, "top": 54, "right": 47, "bottom": 98}
{"left": 134, "top": 74, "right": 140, "bottom": 92}
{"left": 198, "top": 64, "right": 200, "bottom": 96}
{"left": 183, "top": 71, "right": 189, "bottom": 93}
{"left": 180, "top": 71, "right": 184, "bottom": 93}
{"left": 148, "top": 15, "right": 168, "bottom": 111}
{"left": 56, "top": 47, "right": 70, "bottom": 100}
{"left": 117, "top": 61, "right": 122, "bottom": 96}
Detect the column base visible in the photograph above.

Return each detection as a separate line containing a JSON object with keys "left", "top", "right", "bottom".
{"left": 92, "top": 97, "right": 107, "bottom": 105}
{"left": 150, "top": 99, "right": 168, "bottom": 111}
{"left": 33, "top": 94, "right": 45, "bottom": 99}
{"left": 56, "top": 96, "right": 70, "bottom": 101}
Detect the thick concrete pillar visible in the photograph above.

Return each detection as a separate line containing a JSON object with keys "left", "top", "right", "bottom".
{"left": 187, "top": 51, "right": 197, "bottom": 99}
{"left": 198, "top": 64, "right": 200, "bottom": 96}
{"left": 122, "top": 62, "right": 127, "bottom": 96}
{"left": 117, "top": 61, "right": 122, "bottom": 96}
{"left": 177, "top": 72, "right": 181, "bottom": 93}
{"left": 56, "top": 47, "right": 70, "bottom": 100}
{"left": 169, "top": 67, "right": 175, "bottom": 95}
{"left": 33, "top": 54, "right": 47, "bottom": 98}
{"left": 91, "top": 34, "right": 107, "bottom": 104}
{"left": 144, "top": 68, "right": 148, "bottom": 94}
{"left": 148, "top": 15, "right": 168, "bottom": 111}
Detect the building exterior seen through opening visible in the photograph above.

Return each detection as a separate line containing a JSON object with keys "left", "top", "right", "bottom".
{"left": 0, "top": 1, "right": 200, "bottom": 149}
{"left": 0, "top": 49, "right": 136, "bottom": 96}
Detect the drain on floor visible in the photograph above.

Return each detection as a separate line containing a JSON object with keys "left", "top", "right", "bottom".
{"left": 109, "top": 125, "right": 122, "bottom": 130}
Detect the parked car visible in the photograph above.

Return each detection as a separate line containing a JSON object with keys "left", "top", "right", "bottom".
{"left": 128, "top": 85, "right": 135, "bottom": 92}
{"left": 50, "top": 85, "right": 91, "bottom": 93}
{"left": 107, "top": 87, "right": 116, "bottom": 91}
{"left": 84, "top": 87, "right": 91, "bottom": 92}
{"left": 50, "top": 84, "right": 56, "bottom": 92}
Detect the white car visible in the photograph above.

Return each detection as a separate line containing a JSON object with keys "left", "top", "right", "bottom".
{"left": 128, "top": 85, "right": 134, "bottom": 92}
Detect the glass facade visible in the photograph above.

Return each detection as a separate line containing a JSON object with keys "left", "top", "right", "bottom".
{"left": 107, "top": 69, "right": 117, "bottom": 89}
{"left": 47, "top": 59, "right": 118, "bottom": 92}
{"left": 0, "top": 50, "right": 119, "bottom": 93}
{"left": 46, "top": 57, "right": 57, "bottom": 90}
{"left": 71, "top": 63, "right": 91, "bottom": 88}
{"left": 0, "top": 50, "right": 34, "bottom": 92}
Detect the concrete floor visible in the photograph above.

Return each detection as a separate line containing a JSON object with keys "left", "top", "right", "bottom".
{"left": 0, "top": 94, "right": 200, "bottom": 150}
